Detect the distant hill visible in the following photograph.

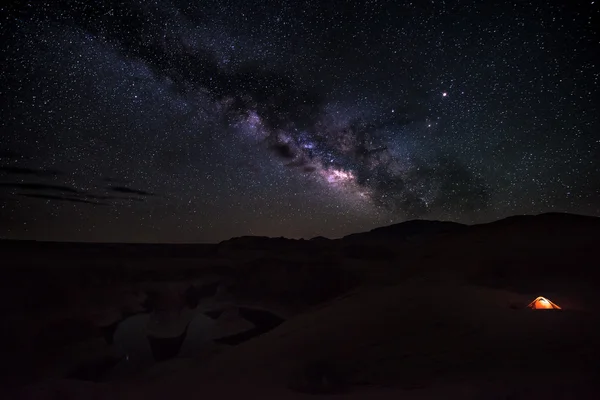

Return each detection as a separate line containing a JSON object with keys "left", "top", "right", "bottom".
{"left": 481, "top": 211, "right": 600, "bottom": 228}
{"left": 342, "top": 219, "right": 467, "bottom": 243}
{"left": 406, "top": 212, "right": 600, "bottom": 294}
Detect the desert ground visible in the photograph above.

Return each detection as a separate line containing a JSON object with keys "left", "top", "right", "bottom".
{"left": 1, "top": 212, "right": 599, "bottom": 399}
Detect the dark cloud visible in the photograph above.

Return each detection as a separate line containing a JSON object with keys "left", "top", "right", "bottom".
{"left": 109, "top": 186, "right": 155, "bottom": 196}
{"left": 19, "top": 193, "right": 107, "bottom": 206}
{"left": 0, "top": 166, "right": 64, "bottom": 177}
{"left": 0, "top": 182, "right": 80, "bottom": 194}
{"left": 85, "top": 194, "right": 145, "bottom": 202}
{"left": 2, "top": 182, "right": 147, "bottom": 206}
{"left": 84, "top": 194, "right": 145, "bottom": 202}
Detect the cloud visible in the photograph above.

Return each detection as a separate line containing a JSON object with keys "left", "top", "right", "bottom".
{"left": 109, "top": 186, "right": 155, "bottom": 196}
{"left": 0, "top": 182, "right": 80, "bottom": 194}
{"left": 1, "top": 182, "right": 147, "bottom": 206}
{"left": 86, "top": 193, "right": 145, "bottom": 202}
{"left": 19, "top": 193, "right": 107, "bottom": 206}
{"left": 0, "top": 166, "right": 64, "bottom": 177}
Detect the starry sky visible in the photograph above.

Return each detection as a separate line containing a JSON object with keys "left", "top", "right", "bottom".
{"left": 1, "top": 0, "right": 599, "bottom": 242}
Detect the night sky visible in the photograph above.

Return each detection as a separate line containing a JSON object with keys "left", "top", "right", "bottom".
{"left": 1, "top": 0, "right": 599, "bottom": 242}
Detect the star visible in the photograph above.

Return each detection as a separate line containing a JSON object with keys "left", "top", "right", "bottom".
{"left": 0, "top": 0, "right": 597, "bottom": 242}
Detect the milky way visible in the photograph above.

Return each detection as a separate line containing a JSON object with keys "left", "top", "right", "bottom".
{"left": 1, "top": 0, "right": 599, "bottom": 242}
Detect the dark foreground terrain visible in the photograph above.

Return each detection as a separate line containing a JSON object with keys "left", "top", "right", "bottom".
{"left": 1, "top": 212, "right": 600, "bottom": 399}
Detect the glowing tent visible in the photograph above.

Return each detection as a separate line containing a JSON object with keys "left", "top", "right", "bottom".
{"left": 527, "top": 296, "right": 561, "bottom": 310}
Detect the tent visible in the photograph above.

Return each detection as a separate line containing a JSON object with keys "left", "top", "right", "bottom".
{"left": 527, "top": 296, "right": 561, "bottom": 310}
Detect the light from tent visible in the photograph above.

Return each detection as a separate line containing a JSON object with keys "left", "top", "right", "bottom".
{"left": 527, "top": 296, "right": 562, "bottom": 310}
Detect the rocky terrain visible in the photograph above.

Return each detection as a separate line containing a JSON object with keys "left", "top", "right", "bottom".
{"left": 1, "top": 212, "right": 599, "bottom": 399}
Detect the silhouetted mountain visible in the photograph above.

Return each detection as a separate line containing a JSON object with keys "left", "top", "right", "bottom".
{"left": 309, "top": 236, "right": 330, "bottom": 242}
{"left": 483, "top": 211, "right": 599, "bottom": 229}
{"left": 416, "top": 212, "right": 600, "bottom": 290}
{"left": 342, "top": 219, "right": 467, "bottom": 242}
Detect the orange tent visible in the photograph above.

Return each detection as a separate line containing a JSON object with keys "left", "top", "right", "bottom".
{"left": 527, "top": 296, "right": 561, "bottom": 310}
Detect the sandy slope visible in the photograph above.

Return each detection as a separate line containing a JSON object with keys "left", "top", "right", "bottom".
{"left": 7, "top": 284, "right": 600, "bottom": 398}
{"left": 61, "top": 282, "right": 594, "bottom": 399}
